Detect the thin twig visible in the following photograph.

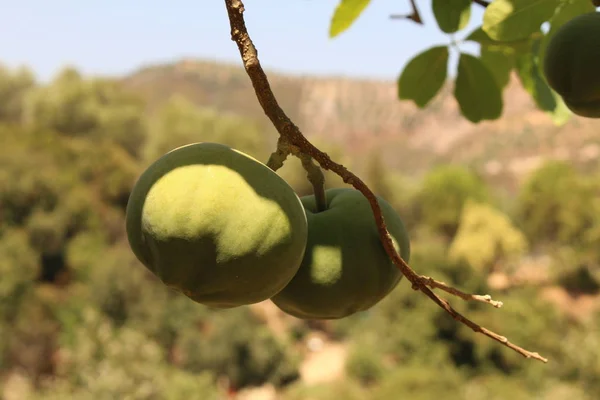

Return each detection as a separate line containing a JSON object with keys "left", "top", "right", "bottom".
{"left": 223, "top": 0, "right": 547, "bottom": 363}
{"left": 473, "top": 0, "right": 491, "bottom": 7}
{"left": 266, "top": 137, "right": 327, "bottom": 211}
{"left": 390, "top": 0, "right": 423, "bottom": 24}
{"left": 420, "top": 276, "right": 504, "bottom": 308}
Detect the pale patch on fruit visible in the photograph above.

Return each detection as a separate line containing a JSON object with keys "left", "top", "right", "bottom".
{"left": 141, "top": 164, "right": 292, "bottom": 261}
{"left": 310, "top": 245, "right": 342, "bottom": 285}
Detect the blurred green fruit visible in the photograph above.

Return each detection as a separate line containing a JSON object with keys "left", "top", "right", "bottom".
{"left": 126, "top": 142, "right": 308, "bottom": 308}
{"left": 271, "top": 188, "right": 410, "bottom": 319}
{"left": 543, "top": 12, "right": 600, "bottom": 118}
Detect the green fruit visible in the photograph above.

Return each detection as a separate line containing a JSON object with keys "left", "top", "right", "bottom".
{"left": 271, "top": 188, "right": 410, "bottom": 319}
{"left": 126, "top": 142, "right": 308, "bottom": 308}
{"left": 543, "top": 12, "right": 600, "bottom": 118}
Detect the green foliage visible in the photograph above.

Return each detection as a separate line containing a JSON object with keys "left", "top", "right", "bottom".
{"left": 0, "top": 229, "right": 38, "bottom": 302}
{"left": 23, "top": 67, "right": 147, "bottom": 157}
{"left": 40, "top": 307, "right": 222, "bottom": 400}
{"left": 482, "top": 0, "right": 561, "bottom": 41}
{"left": 283, "top": 380, "right": 367, "bottom": 400}
{"left": 328, "top": 0, "right": 596, "bottom": 124}
{"left": 416, "top": 165, "right": 490, "bottom": 237}
{"left": 398, "top": 46, "right": 449, "bottom": 108}
{"left": 432, "top": 0, "right": 472, "bottom": 34}
{"left": 329, "top": 0, "right": 372, "bottom": 38}
{"left": 449, "top": 201, "right": 528, "bottom": 272}
{"left": 479, "top": 41, "right": 516, "bottom": 89}
{"left": 454, "top": 53, "right": 504, "bottom": 123}
{"left": 372, "top": 362, "right": 465, "bottom": 400}
{"left": 0, "top": 64, "right": 35, "bottom": 122}
{"left": 516, "top": 160, "right": 598, "bottom": 246}
{"left": 143, "top": 95, "right": 270, "bottom": 162}
{"left": 345, "top": 334, "right": 386, "bottom": 385}
{"left": 176, "top": 308, "right": 300, "bottom": 389}
{"left": 515, "top": 37, "right": 571, "bottom": 124}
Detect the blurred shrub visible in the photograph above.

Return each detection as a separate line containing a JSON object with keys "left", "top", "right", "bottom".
{"left": 0, "top": 63, "right": 35, "bottom": 122}
{"left": 282, "top": 380, "right": 367, "bottom": 400}
{"left": 415, "top": 164, "right": 490, "bottom": 237}
{"left": 143, "top": 94, "right": 270, "bottom": 163}
{"left": 22, "top": 67, "right": 148, "bottom": 157}
{"left": 516, "top": 160, "right": 598, "bottom": 247}
{"left": 345, "top": 334, "right": 386, "bottom": 385}
{"left": 176, "top": 307, "right": 300, "bottom": 390}
{"left": 43, "top": 307, "right": 222, "bottom": 400}
{"left": 449, "top": 201, "right": 528, "bottom": 273}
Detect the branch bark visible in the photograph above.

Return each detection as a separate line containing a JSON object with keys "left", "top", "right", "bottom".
{"left": 390, "top": 0, "right": 423, "bottom": 23}
{"left": 473, "top": 0, "right": 491, "bottom": 7}
{"left": 223, "top": 0, "right": 547, "bottom": 363}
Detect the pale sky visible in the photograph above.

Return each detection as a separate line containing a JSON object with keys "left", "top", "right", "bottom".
{"left": 0, "top": 0, "right": 484, "bottom": 81}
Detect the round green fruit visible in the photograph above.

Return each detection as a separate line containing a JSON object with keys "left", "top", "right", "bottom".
{"left": 125, "top": 142, "right": 308, "bottom": 308}
{"left": 543, "top": 12, "right": 600, "bottom": 118}
{"left": 271, "top": 188, "right": 411, "bottom": 319}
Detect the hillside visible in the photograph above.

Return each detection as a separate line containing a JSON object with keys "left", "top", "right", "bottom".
{"left": 121, "top": 58, "right": 600, "bottom": 191}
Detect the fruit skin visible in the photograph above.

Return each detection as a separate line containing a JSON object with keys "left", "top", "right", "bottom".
{"left": 543, "top": 12, "right": 600, "bottom": 118}
{"left": 271, "top": 188, "right": 411, "bottom": 320}
{"left": 126, "top": 142, "right": 308, "bottom": 308}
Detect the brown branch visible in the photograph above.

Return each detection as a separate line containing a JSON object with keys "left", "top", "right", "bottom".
{"left": 421, "top": 276, "right": 503, "bottom": 308}
{"left": 390, "top": 0, "right": 423, "bottom": 24}
{"left": 223, "top": 0, "right": 547, "bottom": 364}
{"left": 473, "top": 0, "right": 491, "bottom": 7}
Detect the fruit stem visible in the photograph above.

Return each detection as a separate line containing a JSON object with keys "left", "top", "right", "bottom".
{"left": 300, "top": 154, "right": 327, "bottom": 212}
{"left": 266, "top": 137, "right": 292, "bottom": 172}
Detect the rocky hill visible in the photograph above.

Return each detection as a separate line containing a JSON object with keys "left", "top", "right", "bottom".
{"left": 121, "top": 58, "right": 600, "bottom": 191}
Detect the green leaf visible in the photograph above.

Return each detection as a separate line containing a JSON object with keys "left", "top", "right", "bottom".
{"left": 515, "top": 38, "right": 572, "bottom": 126}
{"left": 465, "top": 26, "right": 540, "bottom": 53}
{"left": 432, "top": 0, "right": 472, "bottom": 34}
{"left": 465, "top": 26, "right": 496, "bottom": 45}
{"left": 538, "top": 0, "right": 595, "bottom": 72}
{"left": 329, "top": 0, "right": 372, "bottom": 38}
{"left": 482, "top": 0, "right": 562, "bottom": 41}
{"left": 480, "top": 46, "right": 516, "bottom": 89}
{"left": 516, "top": 52, "right": 556, "bottom": 111}
{"left": 454, "top": 53, "right": 503, "bottom": 123}
{"left": 398, "top": 46, "right": 449, "bottom": 108}
{"left": 549, "top": 94, "right": 573, "bottom": 126}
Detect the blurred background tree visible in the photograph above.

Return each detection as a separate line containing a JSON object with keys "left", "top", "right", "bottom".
{"left": 1, "top": 50, "right": 599, "bottom": 399}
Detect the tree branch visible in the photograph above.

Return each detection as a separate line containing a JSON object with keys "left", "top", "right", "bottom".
{"left": 299, "top": 153, "right": 327, "bottom": 212}
{"left": 473, "top": 0, "right": 491, "bottom": 7}
{"left": 390, "top": 0, "right": 423, "bottom": 24}
{"left": 223, "top": 0, "right": 547, "bottom": 363}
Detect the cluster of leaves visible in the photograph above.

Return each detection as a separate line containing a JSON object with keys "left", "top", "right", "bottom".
{"left": 329, "top": 0, "right": 595, "bottom": 123}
